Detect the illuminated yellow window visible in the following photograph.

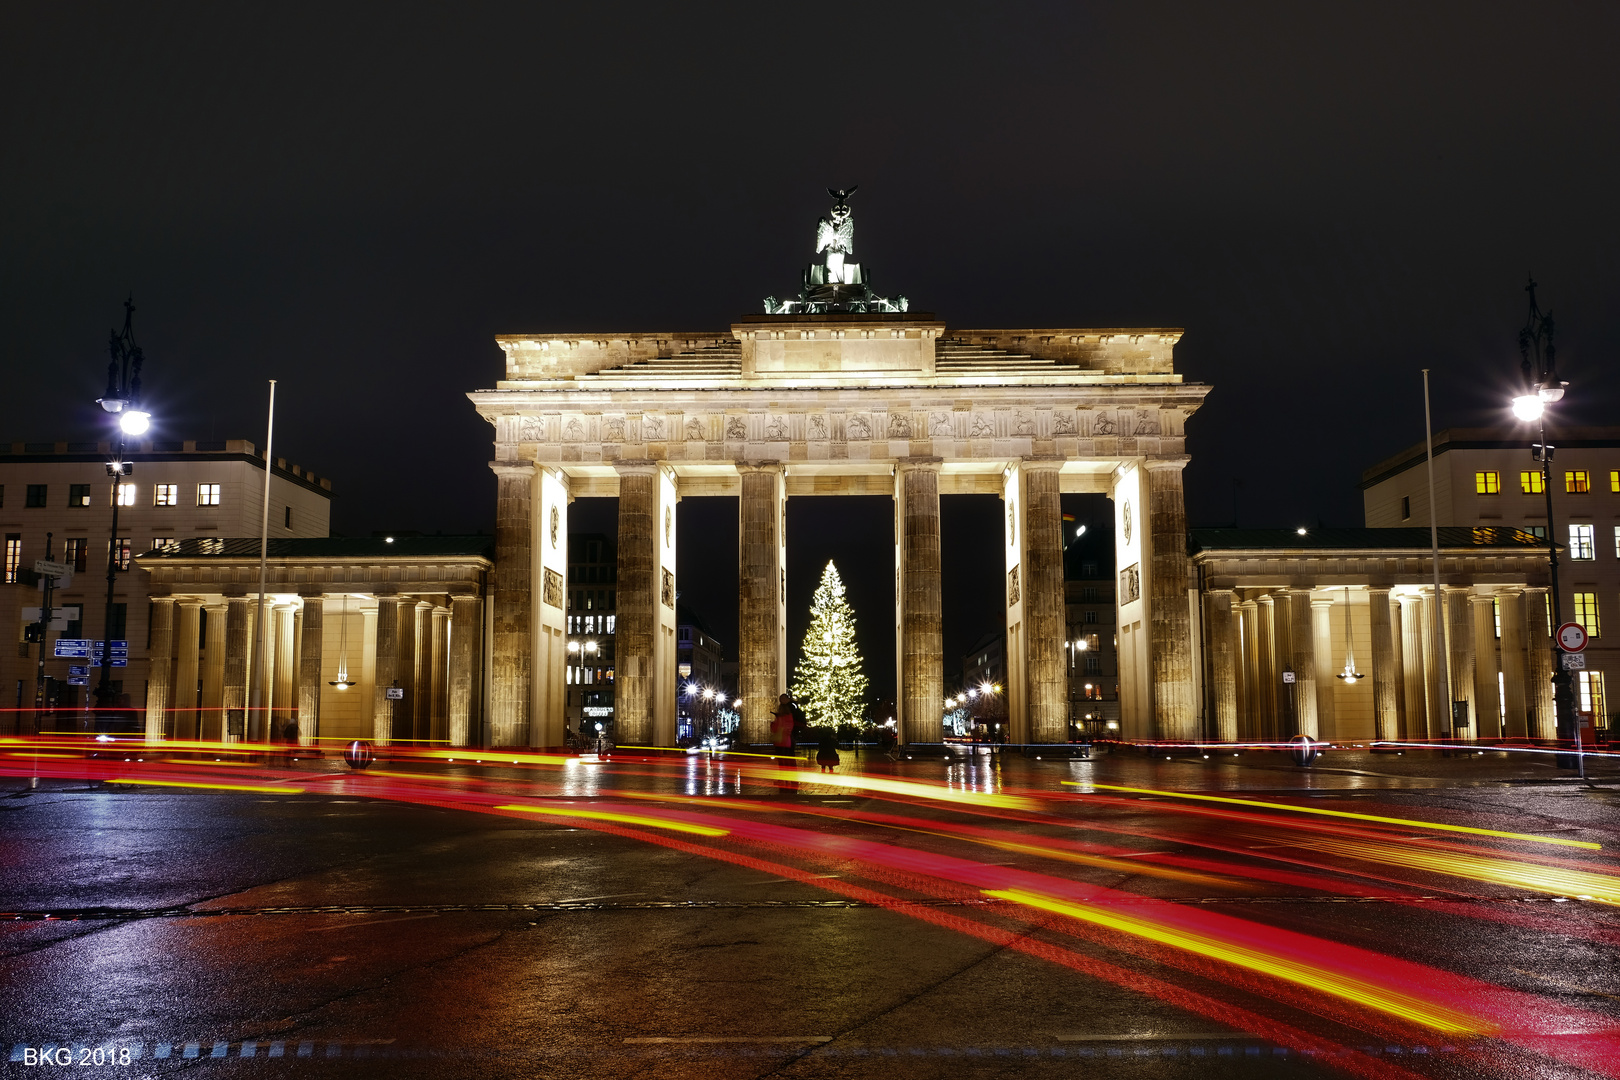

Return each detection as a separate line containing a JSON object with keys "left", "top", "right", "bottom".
{"left": 113, "top": 483, "right": 136, "bottom": 506}
{"left": 1521, "top": 471, "right": 1544, "bottom": 494}
{"left": 1567, "top": 470, "right": 1591, "bottom": 493}
{"left": 1577, "top": 671, "right": 1606, "bottom": 726}
{"left": 1573, "top": 592, "right": 1600, "bottom": 638}
{"left": 1612, "top": 471, "right": 1620, "bottom": 494}
{"left": 1474, "top": 471, "right": 1500, "bottom": 494}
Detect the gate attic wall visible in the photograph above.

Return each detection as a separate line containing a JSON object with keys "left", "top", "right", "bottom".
{"left": 470, "top": 317, "right": 1210, "bottom": 748}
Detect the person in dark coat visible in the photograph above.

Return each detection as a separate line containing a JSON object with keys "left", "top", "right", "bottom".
{"left": 815, "top": 727, "right": 841, "bottom": 772}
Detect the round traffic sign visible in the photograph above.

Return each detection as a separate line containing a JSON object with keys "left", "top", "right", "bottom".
{"left": 1556, "top": 621, "right": 1589, "bottom": 652}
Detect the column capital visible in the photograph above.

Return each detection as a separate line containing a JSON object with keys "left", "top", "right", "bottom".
{"left": 736, "top": 460, "right": 786, "bottom": 475}
{"left": 489, "top": 460, "right": 536, "bottom": 479}
{"left": 1310, "top": 596, "right": 1334, "bottom": 610}
{"left": 1014, "top": 455, "right": 1066, "bottom": 472}
{"left": 611, "top": 458, "right": 661, "bottom": 476}
{"left": 1206, "top": 587, "right": 1235, "bottom": 598}
{"left": 150, "top": 593, "right": 177, "bottom": 603}
{"left": 175, "top": 596, "right": 206, "bottom": 608}
{"left": 1142, "top": 455, "right": 1191, "bottom": 473}
{"left": 894, "top": 456, "right": 943, "bottom": 472}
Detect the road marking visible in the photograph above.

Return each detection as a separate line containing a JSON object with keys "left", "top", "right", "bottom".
{"left": 554, "top": 893, "right": 646, "bottom": 904}
{"left": 1053, "top": 1032, "right": 1249, "bottom": 1041}
{"left": 495, "top": 804, "right": 729, "bottom": 837}
{"left": 625, "top": 1036, "right": 832, "bottom": 1044}
{"left": 324, "top": 913, "right": 442, "bottom": 930}
{"left": 1066, "top": 782, "right": 1601, "bottom": 850}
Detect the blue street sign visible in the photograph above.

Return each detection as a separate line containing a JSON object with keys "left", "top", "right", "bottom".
{"left": 88, "top": 657, "right": 128, "bottom": 668}
{"left": 67, "top": 677, "right": 89, "bottom": 686}
{"left": 68, "top": 665, "right": 88, "bottom": 676}
{"left": 54, "top": 639, "right": 92, "bottom": 658}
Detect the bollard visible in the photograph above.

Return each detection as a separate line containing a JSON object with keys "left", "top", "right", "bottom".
{"left": 343, "top": 740, "right": 375, "bottom": 770}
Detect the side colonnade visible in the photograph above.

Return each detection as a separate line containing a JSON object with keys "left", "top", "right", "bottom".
{"left": 1190, "top": 529, "right": 1557, "bottom": 744}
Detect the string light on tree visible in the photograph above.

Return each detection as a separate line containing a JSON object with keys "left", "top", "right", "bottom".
{"left": 791, "top": 560, "right": 870, "bottom": 727}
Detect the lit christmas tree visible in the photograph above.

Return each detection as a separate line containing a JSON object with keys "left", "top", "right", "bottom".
{"left": 791, "top": 560, "right": 870, "bottom": 727}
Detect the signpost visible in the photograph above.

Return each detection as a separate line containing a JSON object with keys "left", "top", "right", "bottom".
{"left": 1556, "top": 621, "right": 1589, "bottom": 653}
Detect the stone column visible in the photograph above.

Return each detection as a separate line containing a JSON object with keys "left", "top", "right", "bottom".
{"left": 1023, "top": 461, "right": 1067, "bottom": 744}
{"left": 1499, "top": 589, "right": 1529, "bottom": 738}
{"left": 1400, "top": 594, "right": 1428, "bottom": 741}
{"left": 372, "top": 595, "right": 401, "bottom": 745}
{"left": 201, "top": 604, "right": 226, "bottom": 741}
{"left": 1256, "top": 595, "right": 1276, "bottom": 742}
{"left": 1143, "top": 458, "right": 1195, "bottom": 740}
{"left": 1282, "top": 591, "right": 1316, "bottom": 738}
{"left": 532, "top": 466, "right": 570, "bottom": 749}
{"left": 1271, "top": 590, "right": 1295, "bottom": 737}
{"left": 297, "top": 595, "right": 323, "bottom": 747}
{"left": 1420, "top": 591, "right": 1449, "bottom": 740}
{"left": 895, "top": 459, "right": 944, "bottom": 745}
{"left": 738, "top": 462, "right": 786, "bottom": 746}
{"left": 1470, "top": 594, "right": 1500, "bottom": 740}
{"left": 615, "top": 461, "right": 659, "bottom": 746}
{"left": 1310, "top": 595, "right": 1335, "bottom": 739}
{"left": 412, "top": 600, "right": 433, "bottom": 741}
{"left": 1207, "top": 590, "right": 1237, "bottom": 744}
{"left": 1369, "top": 588, "right": 1400, "bottom": 742}
{"left": 174, "top": 600, "right": 203, "bottom": 742}
{"left": 490, "top": 462, "right": 535, "bottom": 747}
{"left": 449, "top": 594, "right": 482, "bottom": 747}
{"left": 1239, "top": 598, "right": 1260, "bottom": 741}
{"left": 145, "top": 598, "right": 176, "bottom": 741}
{"left": 273, "top": 604, "right": 296, "bottom": 736}
{"left": 1387, "top": 591, "right": 1408, "bottom": 739}
{"left": 395, "top": 600, "right": 418, "bottom": 742}
{"left": 431, "top": 606, "right": 449, "bottom": 745}
{"left": 1446, "top": 588, "right": 1475, "bottom": 740}
{"left": 223, "top": 596, "right": 250, "bottom": 742}
{"left": 1524, "top": 587, "right": 1555, "bottom": 740}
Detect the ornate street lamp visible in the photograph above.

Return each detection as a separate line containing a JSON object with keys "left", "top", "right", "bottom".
{"left": 1511, "top": 276, "right": 1577, "bottom": 767}
{"left": 92, "top": 298, "right": 150, "bottom": 715}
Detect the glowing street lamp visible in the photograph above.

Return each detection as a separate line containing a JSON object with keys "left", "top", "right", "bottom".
{"left": 93, "top": 298, "right": 150, "bottom": 713}
{"left": 1515, "top": 276, "right": 1578, "bottom": 769}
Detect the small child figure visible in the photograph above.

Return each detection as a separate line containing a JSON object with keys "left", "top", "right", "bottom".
{"left": 815, "top": 727, "right": 841, "bottom": 773}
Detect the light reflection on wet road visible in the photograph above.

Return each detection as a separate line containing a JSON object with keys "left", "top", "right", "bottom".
{"left": 1, "top": 738, "right": 1617, "bottom": 1078}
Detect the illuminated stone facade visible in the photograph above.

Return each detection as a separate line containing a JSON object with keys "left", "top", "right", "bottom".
{"left": 471, "top": 316, "right": 1209, "bottom": 747}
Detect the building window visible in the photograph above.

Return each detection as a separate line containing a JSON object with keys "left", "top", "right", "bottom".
{"left": 197, "top": 483, "right": 221, "bottom": 506}
{"left": 1613, "top": 471, "right": 1620, "bottom": 494}
{"left": 1081, "top": 586, "right": 1098, "bottom": 601}
{"left": 1524, "top": 525, "right": 1547, "bottom": 540}
{"left": 110, "top": 537, "right": 132, "bottom": 571}
{"left": 1400, "top": 495, "right": 1411, "bottom": 520}
{"left": 1084, "top": 654, "right": 1101, "bottom": 674}
{"left": 154, "top": 484, "right": 178, "bottom": 506}
{"left": 1567, "top": 470, "right": 1591, "bottom": 494}
{"left": 1577, "top": 671, "right": 1606, "bottom": 727}
{"left": 284, "top": 505, "right": 292, "bottom": 528}
{"left": 1569, "top": 524, "right": 1596, "bottom": 560}
{"left": 1614, "top": 526, "right": 1620, "bottom": 559}
{"left": 65, "top": 537, "right": 88, "bottom": 572}
{"left": 152, "top": 537, "right": 180, "bottom": 553}
{"left": 69, "top": 484, "right": 91, "bottom": 507}
{"left": 1083, "top": 610, "right": 1098, "bottom": 623}
{"left": 1475, "top": 471, "right": 1500, "bottom": 494}
{"left": 1572, "top": 592, "right": 1600, "bottom": 638}
{"left": 1521, "top": 471, "right": 1545, "bottom": 495}
{"left": 108, "top": 603, "right": 127, "bottom": 641}
{"left": 1080, "top": 561, "right": 1098, "bottom": 578}
{"left": 3, "top": 535, "right": 19, "bottom": 583}
{"left": 25, "top": 484, "right": 47, "bottom": 508}
{"left": 114, "top": 484, "right": 136, "bottom": 506}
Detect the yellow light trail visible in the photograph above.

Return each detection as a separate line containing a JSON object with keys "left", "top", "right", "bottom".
{"left": 986, "top": 887, "right": 1494, "bottom": 1034}
{"left": 495, "top": 804, "right": 730, "bottom": 837}
{"left": 104, "top": 779, "right": 305, "bottom": 794}
{"left": 1066, "top": 782, "right": 1601, "bottom": 850}
{"left": 419, "top": 750, "right": 572, "bottom": 767}
{"left": 4, "top": 752, "right": 80, "bottom": 759}
{"left": 1291, "top": 837, "right": 1620, "bottom": 907}
{"left": 749, "top": 769, "right": 1037, "bottom": 811}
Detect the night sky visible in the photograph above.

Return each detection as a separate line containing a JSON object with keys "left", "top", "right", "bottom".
{"left": 5, "top": 3, "right": 1618, "bottom": 696}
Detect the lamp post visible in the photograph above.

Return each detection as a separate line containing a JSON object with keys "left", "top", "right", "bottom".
{"left": 1510, "top": 276, "right": 1576, "bottom": 768}
{"left": 93, "top": 299, "right": 151, "bottom": 718}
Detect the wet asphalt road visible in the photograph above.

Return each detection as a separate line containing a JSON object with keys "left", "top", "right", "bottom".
{"left": 1, "top": 747, "right": 1617, "bottom": 1079}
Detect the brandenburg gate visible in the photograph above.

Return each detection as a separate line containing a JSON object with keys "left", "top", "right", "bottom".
{"left": 469, "top": 191, "right": 1210, "bottom": 748}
